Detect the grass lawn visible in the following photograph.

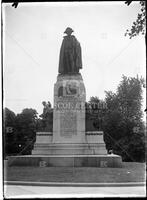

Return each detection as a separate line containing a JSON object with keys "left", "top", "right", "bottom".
{"left": 4, "top": 162, "right": 146, "bottom": 183}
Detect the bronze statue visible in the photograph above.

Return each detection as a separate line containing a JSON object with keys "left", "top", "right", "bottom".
{"left": 41, "top": 101, "right": 52, "bottom": 118}
{"left": 58, "top": 27, "right": 82, "bottom": 74}
{"left": 39, "top": 101, "right": 53, "bottom": 131}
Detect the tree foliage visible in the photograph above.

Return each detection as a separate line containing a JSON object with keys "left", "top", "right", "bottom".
{"left": 3, "top": 108, "right": 17, "bottom": 157}
{"left": 125, "top": 1, "right": 146, "bottom": 39}
{"left": 15, "top": 108, "right": 38, "bottom": 155}
{"left": 103, "top": 75, "right": 145, "bottom": 161}
{"left": 86, "top": 97, "right": 107, "bottom": 131}
{"left": 3, "top": 108, "right": 16, "bottom": 127}
{"left": 3, "top": 108, "right": 38, "bottom": 156}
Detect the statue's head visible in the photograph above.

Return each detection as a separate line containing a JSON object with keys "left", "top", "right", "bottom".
{"left": 42, "top": 101, "right": 46, "bottom": 106}
{"left": 64, "top": 27, "right": 74, "bottom": 35}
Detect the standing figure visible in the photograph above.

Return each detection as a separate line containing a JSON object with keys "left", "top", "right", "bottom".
{"left": 40, "top": 101, "right": 53, "bottom": 131}
{"left": 58, "top": 27, "right": 82, "bottom": 74}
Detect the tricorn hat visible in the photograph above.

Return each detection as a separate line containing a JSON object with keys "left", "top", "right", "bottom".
{"left": 64, "top": 27, "right": 74, "bottom": 34}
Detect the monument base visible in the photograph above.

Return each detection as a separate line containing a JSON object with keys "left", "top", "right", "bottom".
{"left": 7, "top": 130, "right": 123, "bottom": 168}
{"left": 7, "top": 154, "right": 122, "bottom": 168}
{"left": 7, "top": 131, "right": 124, "bottom": 168}
{"left": 32, "top": 143, "right": 107, "bottom": 155}
{"left": 31, "top": 131, "right": 107, "bottom": 155}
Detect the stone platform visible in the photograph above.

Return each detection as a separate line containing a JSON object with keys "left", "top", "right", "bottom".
{"left": 7, "top": 130, "right": 123, "bottom": 168}
{"left": 32, "top": 143, "right": 107, "bottom": 155}
{"left": 8, "top": 154, "right": 122, "bottom": 168}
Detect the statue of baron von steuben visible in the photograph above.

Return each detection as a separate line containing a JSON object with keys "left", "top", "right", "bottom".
{"left": 52, "top": 27, "right": 86, "bottom": 143}
{"left": 8, "top": 27, "right": 122, "bottom": 169}
{"left": 58, "top": 27, "right": 82, "bottom": 74}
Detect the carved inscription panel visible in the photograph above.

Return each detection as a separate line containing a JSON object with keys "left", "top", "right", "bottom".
{"left": 60, "top": 111, "right": 77, "bottom": 137}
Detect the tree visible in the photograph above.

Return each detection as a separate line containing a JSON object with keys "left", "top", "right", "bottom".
{"left": 86, "top": 97, "right": 107, "bottom": 131}
{"left": 3, "top": 108, "right": 16, "bottom": 127}
{"left": 15, "top": 108, "right": 38, "bottom": 155}
{"left": 117, "top": 75, "right": 144, "bottom": 123}
{"left": 103, "top": 75, "right": 145, "bottom": 161}
{"left": 3, "top": 108, "right": 17, "bottom": 157}
{"left": 125, "top": 1, "right": 146, "bottom": 39}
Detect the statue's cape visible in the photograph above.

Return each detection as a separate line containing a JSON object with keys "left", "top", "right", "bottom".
{"left": 58, "top": 38, "right": 65, "bottom": 74}
{"left": 58, "top": 35, "right": 82, "bottom": 73}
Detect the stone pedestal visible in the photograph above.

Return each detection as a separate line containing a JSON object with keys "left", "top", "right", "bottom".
{"left": 31, "top": 73, "right": 108, "bottom": 155}
{"left": 53, "top": 73, "right": 86, "bottom": 144}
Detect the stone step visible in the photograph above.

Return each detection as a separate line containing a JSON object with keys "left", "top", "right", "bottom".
{"left": 32, "top": 143, "right": 107, "bottom": 155}
{"left": 34, "top": 143, "right": 105, "bottom": 147}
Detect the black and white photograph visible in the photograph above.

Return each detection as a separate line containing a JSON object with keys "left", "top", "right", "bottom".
{"left": 2, "top": 1, "right": 146, "bottom": 198}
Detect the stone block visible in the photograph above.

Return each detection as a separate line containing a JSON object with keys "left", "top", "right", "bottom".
{"left": 53, "top": 74, "right": 86, "bottom": 144}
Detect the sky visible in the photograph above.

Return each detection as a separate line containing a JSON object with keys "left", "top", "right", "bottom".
{"left": 2, "top": 2, "right": 146, "bottom": 116}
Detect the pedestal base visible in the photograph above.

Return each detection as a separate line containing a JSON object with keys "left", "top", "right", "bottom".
{"left": 31, "top": 131, "right": 107, "bottom": 155}
{"left": 8, "top": 154, "right": 122, "bottom": 168}
{"left": 32, "top": 143, "right": 107, "bottom": 155}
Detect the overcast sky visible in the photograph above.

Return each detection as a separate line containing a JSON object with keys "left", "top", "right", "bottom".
{"left": 3, "top": 2, "right": 146, "bottom": 116}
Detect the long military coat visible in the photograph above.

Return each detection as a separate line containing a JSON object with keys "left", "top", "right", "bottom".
{"left": 58, "top": 35, "right": 82, "bottom": 74}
